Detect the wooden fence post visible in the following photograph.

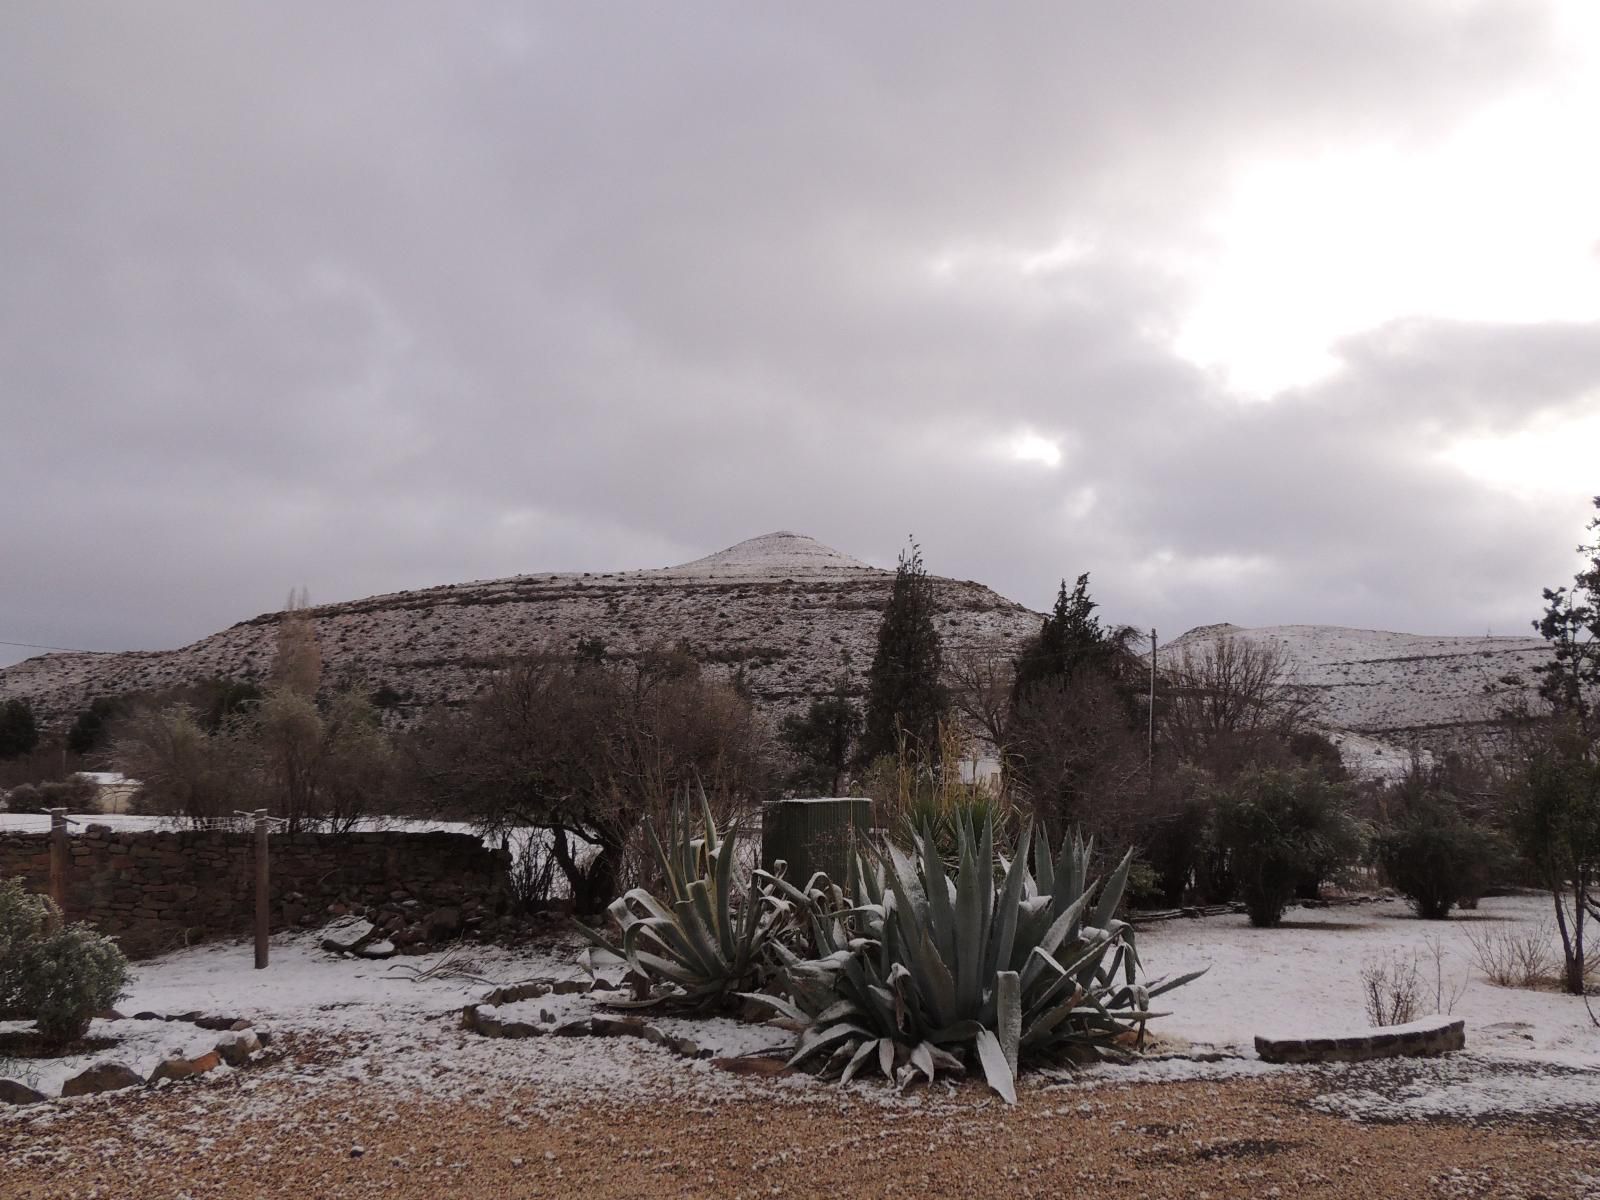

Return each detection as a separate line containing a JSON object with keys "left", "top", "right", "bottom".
{"left": 254, "top": 809, "right": 270, "bottom": 970}
{"left": 48, "top": 807, "right": 68, "bottom": 921}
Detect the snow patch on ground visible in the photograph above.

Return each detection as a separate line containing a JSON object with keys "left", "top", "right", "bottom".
{"left": 5, "top": 890, "right": 1598, "bottom": 1143}
{"left": 0, "top": 1018, "right": 220, "bottom": 1097}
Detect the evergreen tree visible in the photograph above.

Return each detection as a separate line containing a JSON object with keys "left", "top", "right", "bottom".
{"left": 781, "top": 665, "right": 862, "bottom": 794}
{"left": 862, "top": 540, "right": 946, "bottom": 763}
{"left": 0, "top": 698, "right": 40, "bottom": 760}
{"left": 1011, "top": 573, "right": 1114, "bottom": 700}
{"left": 1534, "top": 496, "right": 1600, "bottom": 733}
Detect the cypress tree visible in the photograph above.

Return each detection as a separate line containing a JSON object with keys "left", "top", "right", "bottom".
{"left": 862, "top": 540, "right": 947, "bottom": 763}
{"left": 0, "top": 698, "right": 40, "bottom": 760}
{"left": 1011, "top": 573, "right": 1111, "bottom": 701}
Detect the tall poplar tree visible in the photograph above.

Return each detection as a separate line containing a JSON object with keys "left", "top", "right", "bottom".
{"left": 861, "top": 540, "right": 946, "bottom": 763}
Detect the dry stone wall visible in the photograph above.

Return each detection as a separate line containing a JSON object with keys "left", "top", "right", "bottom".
{"left": 0, "top": 825, "right": 511, "bottom": 958}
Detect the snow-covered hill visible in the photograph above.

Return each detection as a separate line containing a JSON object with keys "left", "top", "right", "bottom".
{"left": 1161, "top": 623, "right": 1552, "bottom": 772}
{"left": 0, "top": 532, "right": 1040, "bottom": 729}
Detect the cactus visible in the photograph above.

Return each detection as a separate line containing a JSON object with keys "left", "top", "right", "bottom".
{"left": 748, "top": 815, "right": 1205, "bottom": 1102}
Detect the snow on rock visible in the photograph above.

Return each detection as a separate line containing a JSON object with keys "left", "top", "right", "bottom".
{"left": 664, "top": 531, "right": 875, "bottom": 577}
{"left": 0, "top": 1018, "right": 222, "bottom": 1099}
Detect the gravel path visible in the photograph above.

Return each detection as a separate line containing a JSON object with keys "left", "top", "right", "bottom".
{"left": 5, "top": 1069, "right": 1598, "bottom": 1199}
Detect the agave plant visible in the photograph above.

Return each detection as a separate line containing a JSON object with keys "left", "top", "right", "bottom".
{"left": 577, "top": 791, "right": 800, "bottom": 1010}
{"left": 749, "top": 815, "right": 1205, "bottom": 1102}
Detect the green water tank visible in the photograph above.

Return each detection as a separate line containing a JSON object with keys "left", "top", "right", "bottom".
{"left": 760, "top": 797, "right": 873, "bottom": 890}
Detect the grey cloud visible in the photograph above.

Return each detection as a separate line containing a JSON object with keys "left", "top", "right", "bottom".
{"left": 1, "top": 1, "right": 1591, "bottom": 669}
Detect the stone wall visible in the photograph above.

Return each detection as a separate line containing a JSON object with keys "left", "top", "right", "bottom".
{"left": 0, "top": 825, "right": 511, "bottom": 958}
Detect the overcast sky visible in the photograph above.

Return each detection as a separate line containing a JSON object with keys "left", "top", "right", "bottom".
{"left": 3, "top": 1, "right": 1598, "bottom": 669}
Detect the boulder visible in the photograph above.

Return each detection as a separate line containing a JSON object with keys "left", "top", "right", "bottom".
{"left": 214, "top": 1029, "right": 263, "bottom": 1067}
{"left": 147, "top": 1050, "right": 223, "bottom": 1084}
{"left": 0, "top": 1079, "right": 49, "bottom": 1106}
{"left": 426, "top": 907, "right": 462, "bottom": 940}
{"left": 193, "top": 1015, "right": 249, "bottom": 1031}
{"left": 320, "top": 917, "right": 376, "bottom": 953}
{"left": 356, "top": 940, "right": 396, "bottom": 959}
{"left": 61, "top": 1062, "right": 144, "bottom": 1097}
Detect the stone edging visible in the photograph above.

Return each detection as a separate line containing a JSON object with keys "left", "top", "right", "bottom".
{"left": 0, "top": 1013, "right": 271, "bottom": 1106}
{"left": 461, "top": 979, "right": 712, "bottom": 1060}
{"left": 1255, "top": 1019, "right": 1465, "bottom": 1064}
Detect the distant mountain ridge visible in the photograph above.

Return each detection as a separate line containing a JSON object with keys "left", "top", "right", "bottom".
{"left": 0, "top": 533, "right": 1556, "bottom": 776}
{"left": 0, "top": 532, "right": 1040, "bottom": 729}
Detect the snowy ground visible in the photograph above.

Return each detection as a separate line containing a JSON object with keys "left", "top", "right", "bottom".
{"left": 0, "top": 812, "right": 482, "bottom": 836}
{"left": 3, "top": 891, "right": 1597, "bottom": 1145}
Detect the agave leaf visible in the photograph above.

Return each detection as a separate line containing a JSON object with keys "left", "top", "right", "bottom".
{"left": 909, "top": 1040, "right": 936, "bottom": 1085}
{"left": 995, "top": 969, "right": 1021, "bottom": 1078}
{"left": 737, "top": 992, "right": 812, "bottom": 1025}
{"left": 987, "top": 821, "right": 1034, "bottom": 977}
{"left": 1032, "top": 829, "right": 1055, "bottom": 897}
{"left": 973, "top": 1028, "right": 1017, "bottom": 1104}
{"left": 698, "top": 781, "right": 718, "bottom": 857}
{"left": 1147, "top": 966, "right": 1209, "bottom": 998}
{"left": 627, "top": 949, "right": 705, "bottom": 987}
{"left": 788, "top": 1022, "right": 872, "bottom": 1068}
{"left": 840, "top": 1038, "right": 879, "bottom": 1084}
{"left": 877, "top": 1036, "right": 896, "bottom": 1079}
{"left": 1091, "top": 847, "right": 1135, "bottom": 932}
{"left": 919, "top": 825, "right": 957, "bottom": 966}
{"left": 927, "top": 1018, "right": 986, "bottom": 1045}
{"left": 900, "top": 922, "right": 958, "bottom": 1030}
{"left": 953, "top": 821, "right": 985, "bottom": 1013}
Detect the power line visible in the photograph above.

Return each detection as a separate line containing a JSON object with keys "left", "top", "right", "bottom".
{"left": 0, "top": 638, "right": 108, "bottom": 654}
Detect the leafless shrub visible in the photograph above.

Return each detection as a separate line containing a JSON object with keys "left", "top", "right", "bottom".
{"left": 1465, "top": 922, "right": 1556, "bottom": 988}
{"left": 1420, "top": 933, "right": 1467, "bottom": 1015}
{"left": 1361, "top": 952, "right": 1422, "bottom": 1027}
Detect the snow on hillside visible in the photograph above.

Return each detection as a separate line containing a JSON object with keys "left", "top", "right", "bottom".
{"left": 0, "top": 532, "right": 1041, "bottom": 729}
{"left": 663, "top": 531, "right": 877, "bottom": 577}
{"left": 1162, "top": 623, "right": 1552, "bottom": 773}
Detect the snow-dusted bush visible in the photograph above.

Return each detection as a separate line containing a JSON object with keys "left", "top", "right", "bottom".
{"left": 1375, "top": 810, "right": 1505, "bottom": 920}
{"left": 1209, "top": 767, "right": 1364, "bottom": 928}
{"left": 0, "top": 877, "right": 128, "bottom": 1043}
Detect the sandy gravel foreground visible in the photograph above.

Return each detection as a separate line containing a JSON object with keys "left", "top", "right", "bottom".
{"left": 5, "top": 1072, "right": 1598, "bottom": 1200}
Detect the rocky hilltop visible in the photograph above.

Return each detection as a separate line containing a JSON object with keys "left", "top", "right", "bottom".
{"left": 0, "top": 533, "right": 1558, "bottom": 776}
{"left": 1161, "top": 623, "right": 1552, "bottom": 773}
{"left": 0, "top": 532, "right": 1043, "bottom": 729}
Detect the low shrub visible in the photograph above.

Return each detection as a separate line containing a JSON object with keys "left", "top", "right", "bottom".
{"left": 1374, "top": 808, "right": 1507, "bottom": 920}
{"left": 1359, "top": 953, "right": 1421, "bottom": 1026}
{"left": 0, "top": 878, "right": 128, "bottom": 1043}
{"left": 1464, "top": 922, "right": 1556, "bottom": 989}
{"left": 1209, "top": 767, "right": 1364, "bottom": 928}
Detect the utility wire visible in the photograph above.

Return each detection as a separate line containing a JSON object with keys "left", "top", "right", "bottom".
{"left": 0, "top": 638, "right": 109, "bottom": 653}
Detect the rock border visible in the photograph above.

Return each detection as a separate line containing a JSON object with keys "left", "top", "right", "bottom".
{"left": 461, "top": 978, "right": 714, "bottom": 1060}
{"left": 1255, "top": 1018, "right": 1465, "bottom": 1064}
{"left": 0, "top": 1014, "right": 271, "bottom": 1106}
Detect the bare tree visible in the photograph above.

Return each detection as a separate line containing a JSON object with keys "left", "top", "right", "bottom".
{"left": 409, "top": 649, "right": 776, "bottom": 913}
{"left": 1159, "top": 634, "right": 1315, "bottom": 777}
{"left": 946, "top": 645, "right": 1013, "bottom": 754}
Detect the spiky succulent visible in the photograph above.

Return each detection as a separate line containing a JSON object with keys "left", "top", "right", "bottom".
{"left": 577, "top": 791, "right": 800, "bottom": 1010}
{"left": 748, "top": 816, "right": 1205, "bottom": 1102}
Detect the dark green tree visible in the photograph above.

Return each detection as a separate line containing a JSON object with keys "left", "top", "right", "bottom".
{"left": 781, "top": 668, "right": 862, "bottom": 795}
{"left": 861, "top": 540, "right": 947, "bottom": 764}
{"left": 1005, "top": 572, "right": 1143, "bottom": 831}
{"left": 1516, "top": 498, "right": 1600, "bottom": 994}
{"left": 1534, "top": 496, "right": 1600, "bottom": 732}
{"left": 68, "top": 696, "right": 123, "bottom": 756}
{"left": 0, "top": 699, "right": 39, "bottom": 760}
{"left": 1011, "top": 574, "right": 1120, "bottom": 700}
